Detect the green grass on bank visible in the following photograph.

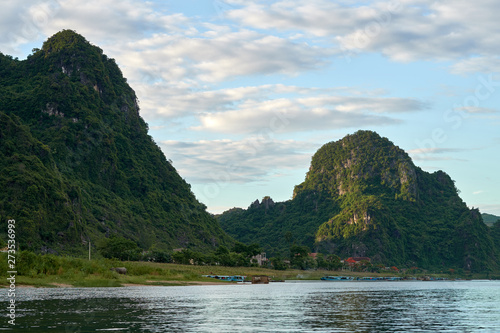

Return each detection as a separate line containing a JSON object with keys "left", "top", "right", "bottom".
{"left": 1, "top": 252, "right": 498, "bottom": 288}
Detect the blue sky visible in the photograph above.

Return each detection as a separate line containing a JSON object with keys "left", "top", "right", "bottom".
{"left": 2, "top": 0, "right": 499, "bottom": 215}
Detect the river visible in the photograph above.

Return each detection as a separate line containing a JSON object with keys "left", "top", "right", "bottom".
{"left": 2, "top": 280, "right": 500, "bottom": 332}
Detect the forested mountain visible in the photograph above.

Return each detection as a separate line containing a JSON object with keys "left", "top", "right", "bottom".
{"left": 218, "top": 131, "right": 499, "bottom": 272}
{"left": 482, "top": 213, "right": 500, "bottom": 226}
{"left": 0, "top": 30, "right": 231, "bottom": 254}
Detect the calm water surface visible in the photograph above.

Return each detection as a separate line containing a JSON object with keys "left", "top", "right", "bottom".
{"left": 2, "top": 280, "right": 499, "bottom": 332}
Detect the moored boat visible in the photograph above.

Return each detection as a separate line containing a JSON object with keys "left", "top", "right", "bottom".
{"left": 321, "top": 276, "right": 354, "bottom": 281}
{"left": 202, "top": 275, "right": 247, "bottom": 282}
{"left": 358, "top": 276, "right": 383, "bottom": 281}
{"left": 384, "top": 277, "right": 403, "bottom": 281}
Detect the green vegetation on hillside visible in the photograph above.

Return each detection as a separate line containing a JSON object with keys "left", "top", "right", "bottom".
{"left": 217, "top": 196, "right": 337, "bottom": 258}
{"left": 482, "top": 213, "right": 500, "bottom": 226}
{"left": 218, "top": 131, "right": 499, "bottom": 272}
{"left": 491, "top": 221, "right": 500, "bottom": 248}
{"left": 0, "top": 30, "right": 231, "bottom": 254}
{"left": 1, "top": 250, "right": 495, "bottom": 288}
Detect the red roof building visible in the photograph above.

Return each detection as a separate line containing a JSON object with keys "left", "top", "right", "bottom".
{"left": 345, "top": 257, "right": 371, "bottom": 265}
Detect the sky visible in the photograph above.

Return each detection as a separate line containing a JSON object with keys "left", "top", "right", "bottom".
{"left": 2, "top": 0, "right": 499, "bottom": 215}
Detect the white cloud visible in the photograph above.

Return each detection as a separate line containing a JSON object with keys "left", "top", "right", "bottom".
{"left": 454, "top": 106, "right": 498, "bottom": 114}
{"left": 135, "top": 84, "right": 314, "bottom": 119}
{"left": 408, "top": 147, "right": 471, "bottom": 161}
{"left": 408, "top": 147, "right": 471, "bottom": 154}
{"left": 298, "top": 96, "right": 428, "bottom": 113}
{"left": 227, "top": 0, "right": 500, "bottom": 66}
{"left": 0, "top": 0, "right": 61, "bottom": 55}
{"left": 44, "top": 0, "right": 190, "bottom": 43}
{"left": 477, "top": 203, "right": 500, "bottom": 215}
{"left": 160, "top": 138, "right": 317, "bottom": 183}
{"left": 451, "top": 57, "right": 500, "bottom": 75}
{"left": 192, "top": 93, "right": 425, "bottom": 133}
{"left": 0, "top": 0, "right": 335, "bottom": 123}
{"left": 4, "top": 1, "right": 330, "bottom": 81}
{"left": 227, "top": 1, "right": 375, "bottom": 37}
{"left": 113, "top": 30, "right": 330, "bottom": 86}
{"left": 133, "top": 80, "right": 426, "bottom": 126}
{"left": 0, "top": 0, "right": 191, "bottom": 56}
{"left": 3, "top": 0, "right": 498, "bottom": 215}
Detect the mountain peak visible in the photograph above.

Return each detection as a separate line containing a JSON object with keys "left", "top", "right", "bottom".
{"left": 41, "top": 29, "right": 93, "bottom": 54}
{"left": 344, "top": 129, "right": 383, "bottom": 140}
{"left": 219, "top": 131, "right": 499, "bottom": 272}
{"left": 294, "top": 130, "right": 417, "bottom": 201}
{"left": 31, "top": 30, "right": 133, "bottom": 107}
{"left": 1, "top": 31, "right": 232, "bottom": 253}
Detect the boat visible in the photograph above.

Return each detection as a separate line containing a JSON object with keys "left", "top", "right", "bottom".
{"left": 321, "top": 276, "right": 354, "bottom": 281}
{"left": 202, "top": 275, "right": 246, "bottom": 282}
{"left": 384, "top": 277, "right": 403, "bottom": 281}
{"left": 358, "top": 276, "right": 383, "bottom": 281}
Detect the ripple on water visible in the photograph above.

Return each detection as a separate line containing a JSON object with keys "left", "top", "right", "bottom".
{"left": 2, "top": 281, "right": 500, "bottom": 332}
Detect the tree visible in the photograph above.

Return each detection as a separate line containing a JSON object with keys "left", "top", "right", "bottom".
{"left": 172, "top": 249, "right": 197, "bottom": 265}
{"left": 97, "top": 237, "right": 141, "bottom": 261}
{"left": 215, "top": 245, "right": 229, "bottom": 256}
{"left": 290, "top": 244, "right": 310, "bottom": 270}
{"left": 270, "top": 256, "right": 287, "bottom": 270}
{"left": 316, "top": 253, "right": 328, "bottom": 269}
{"left": 326, "top": 254, "right": 342, "bottom": 270}
{"left": 150, "top": 250, "right": 172, "bottom": 263}
{"left": 232, "top": 241, "right": 262, "bottom": 257}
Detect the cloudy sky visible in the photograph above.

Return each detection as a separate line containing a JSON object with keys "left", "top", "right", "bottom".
{"left": 3, "top": 0, "right": 500, "bottom": 215}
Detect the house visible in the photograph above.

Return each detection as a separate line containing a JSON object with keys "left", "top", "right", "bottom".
{"left": 308, "top": 253, "right": 318, "bottom": 259}
{"left": 345, "top": 257, "right": 371, "bottom": 265}
{"left": 251, "top": 252, "right": 268, "bottom": 266}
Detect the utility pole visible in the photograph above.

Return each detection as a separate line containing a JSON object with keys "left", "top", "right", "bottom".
{"left": 89, "top": 241, "right": 91, "bottom": 260}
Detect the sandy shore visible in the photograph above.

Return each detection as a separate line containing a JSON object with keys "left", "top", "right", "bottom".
{"left": 8, "top": 280, "right": 237, "bottom": 288}
{"left": 123, "top": 280, "right": 237, "bottom": 286}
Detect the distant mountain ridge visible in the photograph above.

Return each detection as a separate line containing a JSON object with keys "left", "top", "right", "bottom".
{"left": 482, "top": 213, "right": 500, "bottom": 227}
{"left": 218, "top": 131, "right": 499, "bottom": 272}
{"left": 0, "top": 30, "right": 231, "bottom": 253}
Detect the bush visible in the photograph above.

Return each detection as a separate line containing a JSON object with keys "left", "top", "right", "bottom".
{"left": 17, "top": 251, "right": 39, "bottom": 275}
{"left": 97, "top": 237, "right": 141, "bottom": 260}
{"left": 270, "top": 257, "right": 287, "bottom": 270}
{"left": 150, "top": 250, "right": 172, "bottom": 263}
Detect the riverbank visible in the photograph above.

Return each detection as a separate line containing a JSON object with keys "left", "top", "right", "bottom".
{"left": 1, "top": 253, "right": 496, "bottom": 288}
{"left": 11, "top": 280, "right": 239, "bottom": 288}
{"left": 1, "top": 261, "right": 340, "bottom": 288}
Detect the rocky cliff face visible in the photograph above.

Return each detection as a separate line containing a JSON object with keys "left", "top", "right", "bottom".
{"left": 0, "top": 30, "right": 232, "bottom": 254}
{"left": 295, "top": 131, "right": 418, "bottom": 201}
{"left": 219, "top": 131, "right": 498, "bottom": 272}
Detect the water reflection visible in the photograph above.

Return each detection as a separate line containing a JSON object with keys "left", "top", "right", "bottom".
{"left": 301, "top": 289, "right": 468, "bottom": 332}
{"left": 2, "top": 281, "right": 499, "bottom": 332}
